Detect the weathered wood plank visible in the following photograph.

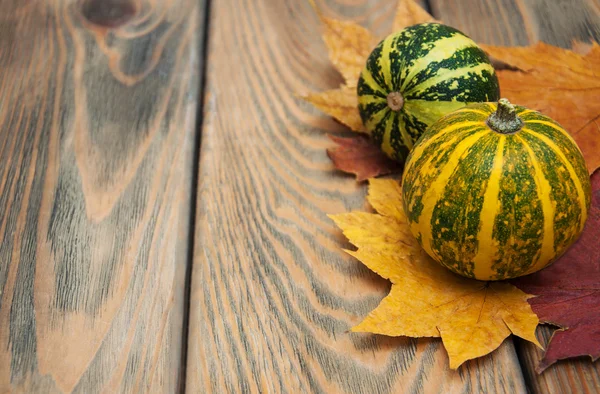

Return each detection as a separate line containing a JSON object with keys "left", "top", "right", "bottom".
{"left": 519, "top": 0, "right": 600, "bottom": 47}
{"left": 430, "top": 0, "right": 600, "bottom": 392}
{"left": 429, "top": 0, "right": 535, "bottom": 45}
{"left": 185, "top": 0, "right": 527, "bottom": 392}
{"left": 0, "top": 0, "right": 204, "bottom": 392}
{"left": 430, "top": 0, "right": 600, "bottom": 47}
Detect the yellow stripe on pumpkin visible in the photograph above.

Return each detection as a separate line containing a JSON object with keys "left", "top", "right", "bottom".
{"left": 381, "top": 113, "right": 396, "bottom": 158}
{"left": 472, "top": 135, "right": 504, "bottom": 280}
{"left": 412, "top": 132, "right": 486, "bottom": 261}
{"left": 359, "top": 66, "right": 387, "bottom": 96}
{"left": 398, "top": 115, "right": 415, "bottom": 150}
{"left": 364, "top": 107, "right": 389, "bottom": 135}
{"left": 406, "top": 63, "right": 496, "bottom": 96}
{"left": 516, "top": 109, "right": 536, "bottom": 117}
{"left": 452, "top": 108, "right": 490, "bottom": 117}
{"left": 400, "top": 34, "right": 481, "bottom": 91}
{"left": 522, "top": 128, "right": 588, "bottom": 233}
{"left": 517, "top": 135, "right": 556, "bottom": 276}
{"left": 525, "top": 119, "right": 587, "bottom": 158}
{"left": 380, "top": 35, "right": 394, "bottom": 88}
{"left": 403, "top": 121, "right": 482, "bottom": 178}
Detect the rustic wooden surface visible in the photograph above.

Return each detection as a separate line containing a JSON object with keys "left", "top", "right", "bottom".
{"left": 430, "top": 0, "right": 600, "bottom": 47}
{"left": 430, "top": 1, "right": 600, "bottom": 392}
{"left": 2, "top": 0, "right": 600, "bottom": 393}
{"left": 185, "top": 0, "right": 529, "bottom": 393}
{"left": 0, "top": 0, "right": 203, "bottom": 392}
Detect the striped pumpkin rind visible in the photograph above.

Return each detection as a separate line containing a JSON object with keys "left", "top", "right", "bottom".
{"left": 401, "top": 102, "right": 591, "bottom": 281}
{"left": 357, "top": 23, "right": 500, "bottom": 163}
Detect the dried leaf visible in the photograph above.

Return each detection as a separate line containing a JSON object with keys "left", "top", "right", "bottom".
{"left": 308, "top": 0, "right": 377, "bottom": 86}
{"left": 482, "top": 42, "right": 600, "bottom": 174}
{"left": 392, "top": 0, "right": 438, "bottom": 32}
{"left": 326, "top": 135, "right": 401, "bottom": 181}
{"left": 512, "top": 170, "right": 600, "bottom": 372}
{"left": 321, "top": 17, "right": 376, "bottom": 87}
{"left": 303, "top": 85, "right": 365, "bottom": 132}
{"left": 330, "top": 179, "right": 541, "bottom": 368}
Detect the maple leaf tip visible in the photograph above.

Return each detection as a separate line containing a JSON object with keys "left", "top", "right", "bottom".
{"left": 535, "top": 360, "right": 553, "bottom": 374}
{"left": 448, "top": 357, "right": 466, "bottom": 371}
{"left": 527, "top": 334, "right": 544, "bottom": 350}
{"left": 327, "top": 213, "right": 349, "bottom": 226}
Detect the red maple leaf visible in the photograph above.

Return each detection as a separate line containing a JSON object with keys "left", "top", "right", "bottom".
{"left": 512, "top": 170, "right": 600, "bottom": 372}
{"left": 326, "top": 135, "right": 402, "bottom": 182}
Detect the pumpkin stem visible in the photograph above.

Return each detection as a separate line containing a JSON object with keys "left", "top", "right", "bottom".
{"left": 486, "top": 98, "right": 523, "bottom": 134}
{"left": 387, "top": 92, "right": 404, "bottom": 111}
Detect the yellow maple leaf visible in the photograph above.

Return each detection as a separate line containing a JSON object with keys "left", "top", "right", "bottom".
{"left": 303, "top": 86, "right": 365, "bottom": 132}
{"left": 482, "top": 42, "right": 600, "bottom": 175}
{"left": 321, "top": 18, "right": 376, "bottom": 88}
{"left": 304, "top": 0, "right": 433, "bottom": 132}
{"left": 308, "top": 0, "right": 377, "bottom": 88}
{"left": 330, "top": 179, "right": 541, "bottom": 368}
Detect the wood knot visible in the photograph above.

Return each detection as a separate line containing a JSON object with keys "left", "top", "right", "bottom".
{"left": 82, "top": 0, "right": 137, "bottom": 28}
{"left": 387, "top": 92, "right": 404, "bottom": 111}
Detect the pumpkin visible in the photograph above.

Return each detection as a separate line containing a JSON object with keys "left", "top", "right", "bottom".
{"left": 402, "top": 99, "right": 591, "bottom": 281}
{"left": 357, "top": 23, "right": 500, "bottom": 163}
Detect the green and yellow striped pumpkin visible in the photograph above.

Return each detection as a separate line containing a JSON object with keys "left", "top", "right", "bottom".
{"left": 402, "top": 99, "right": 591, "bottom": 281}
{"left": 358, "top": 23, "right": 500, "bottom": 163}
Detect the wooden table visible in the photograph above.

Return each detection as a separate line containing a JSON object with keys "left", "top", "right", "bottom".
{"left": 0, "top": 0, "right": 598, "bottom": 392}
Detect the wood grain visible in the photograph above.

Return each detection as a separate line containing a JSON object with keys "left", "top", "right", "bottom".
{"left": 430, "top": 0, "right": 600, "bottom": 47}
{"left": 431, "top": 0, "right": 600, "bottom": 392}
{"left": 185, "top": 0, "right": 528, "bottom": 392}
{"left": 0, "top": 0, "right": 203, "bottom": 392}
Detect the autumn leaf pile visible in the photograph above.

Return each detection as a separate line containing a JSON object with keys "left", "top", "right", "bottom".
{"left": 305, "top": 1, "right": 600, "bottom": 179}
{"left": 304, "top": 0, "right": 600, "bottom": 372}
{"left": 330, "top": 179, "right": 540, "bottom": 369}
